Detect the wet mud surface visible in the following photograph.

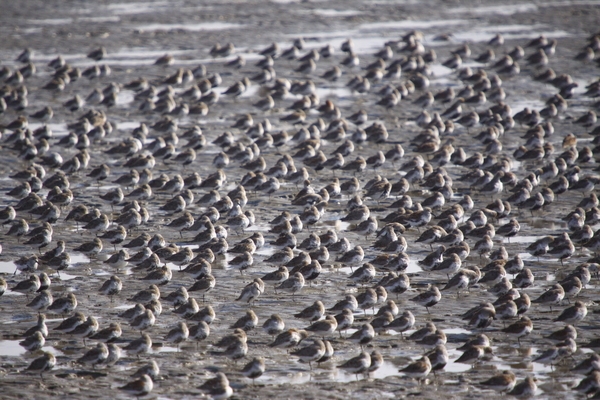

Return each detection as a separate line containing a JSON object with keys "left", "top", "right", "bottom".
{"left": 1, "top": 0, "right": 600, "bottom": 399}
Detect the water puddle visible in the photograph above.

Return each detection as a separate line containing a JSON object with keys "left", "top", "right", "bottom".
{"left": 257, "top": 360, "right": 399, "bottom": 385}
{"left": 298, "top": 9, "right": 361, "bottom": 17}
{"left": 359, "top": 19, "right": 468, "bottom": 31}
{"left": 0, "top": 341, "right": 26, "bottom": 357}
{"left": 27, "top": 18, "right": 72, "bottom": 25}
{"left": 510, "top": 100, "right": 548, "bottom": 116}
{"left": 156, "top": 345, "right": 180, "bottom": 353}
{"left": 337, "top": 360, "right": 399, "bottom": 382}
{"left": 448, "top": 4, "right": 538, "bottom": 15}
{"left": 504, "top": 236, "right": 538, "bottom": 244}
{"left": 54, "top": 272, "right": 79, "bottom": 281}
{"left": 444, "top": 327, "right": 471, "bottom": 335}
{"left": 135, "top": 22, "right": 244, "bottom": 33}
{"left": 105, "top": 1, "right": 176, "bottom": 15}
{"left": 78, "top": 16, "right": 121, "bottom": 23}
{"left": 315, "top": 87, "right": 355, "bottom": 99}
{"left": 445, "top": 347, "right": 473, "bottom": 373}
{"left": 405, "top": 260, "right": 423, "bottom": 274}
{"left": 542, "top": 0, "right": 600, "bottom": 7}
{"left": 0, "top": 261, "right": 17, "bottom": 274}
{"left": 71, "top": 254, "right": 90, "bottom": 265}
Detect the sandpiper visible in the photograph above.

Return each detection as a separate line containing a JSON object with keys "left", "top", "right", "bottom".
{"left": 480, "top": 370, "right": 517, "bottom": 394}
{"left": 188, "top": 274, "right": 216, "bottom": 302}
{"left": 99, "top": 275, "right": 122, "bottom": 302}
{"left": 305, "top": 315, "right": 338, "bottom": 340}
{"left": 231, "top": 310, "right": 259, "bottom": 332}
{"left": 294, "top": 301, "right": 325, "bottom": 322}
{"left": 90, "top": 322, "right": 122, "bottom": 343}
{"left": 19, "top": 331, "right": 45, "bottom": 352}
{"left": 122, "top": 333, "right": 152, "bottom": 357}
{"left": 338, "top": 351, "right": 371, "bottom": 380}
{"left": 188, "top": 321, "right": 210, "bottom": 349}
{"left": 410, "top": 285, "right": 441, "bottom": 313}
{"left": 48, "top": 293, "right": 77, "bottom": 317}
{"left": 54, "top": 311, "right": 86, "bottom": 334}
{"left": 174, "top": 298, "right": 200, "bottom": 319}
{"left": 532, "top": 283, "right": 565, "bottom": 311}
{"left": 119, "top": 374, "right": 153, "bottom": 397}
{"left": 78, "top": 342, "right": 109, "bottom": 369}
{"left": 199, "top": 372, "right": 233, "bottom": 399}
{"left": 26, "top": 289, "right": 53, "bottom": 313}
{"left": 129, "top": 285, "right": 160, "bottom": 303}
{"left": 24, "top": 314, "right": 48, "bottom": 338}
{"left": 399, "top": 356, "right": 432, "bottom": 383}
{"left": 269, "top": 328, "right": 309, "bottom": 349}
{"left": 502, "top": 316, "right": 533, "bottom": 345}
{"left": 554, "top": 300, "right": 587, "bottom": 323}
{"left": 348, "top": 323, "right": 375, "bottom": 349}
{"left": 242, "top": 357, "right": 265, "bottom": 383}
{"left": 26, "top": 351, "right": 55, "bottom": 379}
{"left": 276, "top": 272, "right": 305, "bottom": 301}
{"left": 165, "top": 321, "right": 189, "bottom": 350}
{"left": 291, "top": 339, "right": 326, "bottom": 370}
{"left": 236, "top": 280, "right": 262, "bottom": 304}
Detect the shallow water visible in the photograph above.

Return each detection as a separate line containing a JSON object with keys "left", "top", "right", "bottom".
{"left": 0, "top": 0, "right": 598, "bottom": 399}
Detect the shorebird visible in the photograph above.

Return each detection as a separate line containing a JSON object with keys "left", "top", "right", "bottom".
{"left": 532, "top": 283, "right": 565, "bottom": 311}
{"left": 410, "top": 285, "right": 442, "bottom": 313}
{"left": 291, "top": 339, "right": 326, "bottom": 370}
{"left": 26, "top": 351, "right": 55, "bottom": 379}
{"left": 338, "top": 351, "right": 371, "bottom": 380}
{"left": 399, "top": 356, "right": 432, "bottom": 383}
{"left": 269, "top": 328, "right": 309, "bottom": 349}
{"left": 119, "top": 374, "right": 153, "bottom": 397}
{"left": 275, "top": 272, "right": 305, "bottom": 301}
{"left": 480, "top": 370, "right": 517, "bottom": 394}
{"left": 199, "top": 372, "right": 233, "bottom": 399}
{"left": 241, "top": 357, "right": 265, "bottom": 384}
{"left": 502, "top": 316, "right": 533, "bottom": 346}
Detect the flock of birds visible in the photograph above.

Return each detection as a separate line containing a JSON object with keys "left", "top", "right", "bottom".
{"left": 1, "top": 17, "right": 600, "bottom": 399}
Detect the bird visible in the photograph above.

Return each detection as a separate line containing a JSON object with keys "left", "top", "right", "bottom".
{"left": 77, "top": 343, "right": 109, "bottom": 369}
{"left": 294, "top": 301, "right": 325, "bottom": 321}
{"left": 19, "top": 331, "right": 45, "bottom": 352}
{"left": 99, "top": 275, "right": 122, "bottom": 302}
{"left": 455, "top": 345, "right": 493, "bottom": 366}
{"left": 236, "top": 281, "right": 262, "bottom": 304}
{"left": 305, "top": 315, "right": 338, "bottom": 339}
{"left": 291, "top": 339, "right": 326, "bottom": 369}
{"left": 122, "top": 333, "right": 152, "bottom": 357}
{"left": 275, "top": 272, "right": 305, "bottom": 300}
{"left": 532, "top": 283, "right": 565, "bottom": 311}
{"left": 164, "top": 321, "right": 189, "bottom": 350}
{"left": 554, "top": 300, "right": 587, "bottom": 324}
{"left": 480, "top": 370, "right": 517, "bottom": 394}
{"left": 338, "top": 351, "right": 371, "bottom": 379}
{"left": 241, "top": 357, "right": 265, "bottom": 384}
{"left": 188, "top": 321, "right": 210, "bottom": 350}
{"left": 348, "top": 324, "right": 375, "bottom": 349}
{"left": 25, "top": 351, "right": 55, "bottom": 379}
{"left": 199, "top": 372, "right": 233, "bottom": 399}
{"left": 502, "top": 316, "right": 533, "bottom": 345}
{"left": 269, "top": 328, "right": 309, "bottom": 348}
{"left": 90, "top": 322, "right": 122, "bottom": 343}
{"left": 231, "top": 310, "right": 259, "bottom": 332}
{"left": 399, "top": 356, "right": 432, "bottom": 382}
{"left": 119, "top": 374, "right": 153, "bottom": 397}
{"left": 508, "top": 376, "right": 537, "bottom": 397}
{"left": 47, "top": 293, "right": 77, "bottom": 317}
{"left": 410, "top": 285, "right": 441, "bottom": 313}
